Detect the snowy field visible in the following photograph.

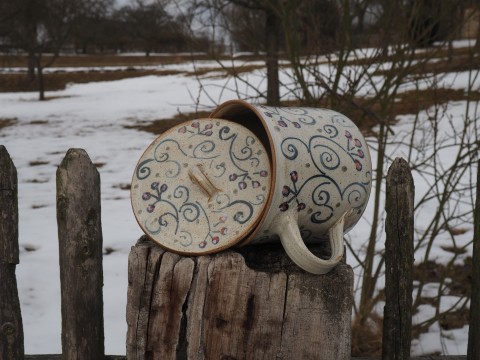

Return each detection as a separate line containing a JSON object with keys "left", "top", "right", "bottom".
{"left": 0, "top": 48, "right": 478, "bottom": 355}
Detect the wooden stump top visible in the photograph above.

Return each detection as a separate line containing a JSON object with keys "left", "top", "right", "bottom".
{"left": 127, "top": 237, "right": 353, "bottom": 360}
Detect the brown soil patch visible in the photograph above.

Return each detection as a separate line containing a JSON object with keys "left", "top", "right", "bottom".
{"left": 125, "top": 86, "right": 480, "bottom": 137}
{"left": 414, "top": 258, "right": 472, "bottom": 298}
{"left": 125, "top": 110, "right": 211, "bottom": 135}
{"left": 0, "top": 69, "right": 184, "bottom": 93}
{"left": 351, "top": 45, "right": 479, "bottom": 75}
{"left": 0, "top": 53, "right": 260, "bottom": 68}
{"left": 194, "top": 64, "right": 267, "bottom": 78}
{"left": 354, "top": 257, "right": 472, "bottom": 356}
{"left": 351, "top": 313, "right": 383, "bottom": 357}
{"left": 0, "top": 117, "right": 17, "bottom": 131}
{"left": 0, "top": 65, "right": 268, "bottom": 93}
{"left": 29, "top": 160, "right": 49, "bottom": 166}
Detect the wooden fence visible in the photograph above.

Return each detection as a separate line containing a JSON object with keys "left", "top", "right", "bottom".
{"left": 0, "top": 144, "right": 478, "bottom": 359}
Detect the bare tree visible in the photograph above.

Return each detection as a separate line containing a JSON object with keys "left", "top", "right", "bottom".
{"left": 1, "top": 0, "right": 110, "bottom": 100}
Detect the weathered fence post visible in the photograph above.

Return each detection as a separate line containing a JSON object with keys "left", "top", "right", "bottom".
{"left": 0, "top": 146, "right": 24, "bottom": 359}
{"left": 127, "top": 237, "right": 353, "bottom": 360}
{"left": 57, "top": 148, "right": 104, "bottom": 359}
{"left": 468, "top": 160, "right": 480, "bottom": 360}
{"left": 383, "top": 158, "right": 414, "bottom": 360}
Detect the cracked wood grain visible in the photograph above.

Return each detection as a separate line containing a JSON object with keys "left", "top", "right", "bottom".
{"left": 0, "top": 145, "right": 24, "bottom": 359}
{"left": 127, "top": 238, "right": 353, "bottom": 360}
{"left": 383, "top": 158, "right": 414, "bottom": 360}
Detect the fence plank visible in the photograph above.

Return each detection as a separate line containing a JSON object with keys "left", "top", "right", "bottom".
{"left": 0, "top": 145, "right": 24, "bottom": 359}
{"left": 468, "top": 160, "right": 480, "bottom": 360}
{"left": 57, "top": 148, "right": 104, "bottom": 359}
{"left": 383, "top": 158, "right": 414, "bottom": 360}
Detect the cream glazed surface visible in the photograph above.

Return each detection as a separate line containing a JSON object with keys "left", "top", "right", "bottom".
{"left": 131, "top": 118, "right": 272, "bottom": 254}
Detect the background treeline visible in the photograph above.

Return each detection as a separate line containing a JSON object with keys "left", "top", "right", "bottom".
{"left": 1, "top": 0, "right": 477, "bottom": 57}
{"left": 0, "top": 0, "right": 211, "bottom": 56}
{"left": 0, "top": 0, "right": 478, "bottom": 102}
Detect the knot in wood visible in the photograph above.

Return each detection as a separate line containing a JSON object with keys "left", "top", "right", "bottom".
{"left": 1, "top": 322, "right": 15, "bottom": 336}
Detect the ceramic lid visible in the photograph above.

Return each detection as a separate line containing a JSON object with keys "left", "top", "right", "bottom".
{"left": 131, "top": 118, "right": 272, "bottom": 254}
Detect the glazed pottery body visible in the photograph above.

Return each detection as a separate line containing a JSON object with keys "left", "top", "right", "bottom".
{"left": 211, "top": 100, "right": 372, "bottom": 273}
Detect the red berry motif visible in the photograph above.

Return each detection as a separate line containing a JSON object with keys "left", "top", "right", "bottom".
{"left": 358, "top": 149, "right": 364, "bottom": 158}
{"left": 205, "top": 123, "right": 213, "bottom": 130}
{"left": 259, "top": 170, "right": 268, "bottom": 177}
{"left": 239, "top": 181, "right": 247, "bottom": 190}
{"left": 204, "top": 130, "right": 213, "bottom": 136}
{"left": 212, "top": 236, "right": 219, "bottom": 245}
{"left": 151, "top": 182, "right": 159, "bottom": 190}
{"left": 278, "top": 120, "right": 288, "bottom": 127}
{"left": 191, "top": 121, "right": 200, "bottom": 128}
{"left": 221, "top": 227, "right": 228, "bottom": 235}
{"left": 252, "top": 181, "right": 261, "bottom": 188}
{"left": 293, "top": 122, "right": 301, "bottom": 128}
{"left": 297, "top": 203, "right": 306, "bottom": 211}
{"left": 199, "top": 241, "right": 207, "bottom": 248}
{"left": 354, "top": 159, "right": 362, "bottom": 171}
{"left": 160, "top": 184, "right": 168, "bottom": 192}
{"left": 345, "top": 130, "right": 352, "bottom": 139}
{"left": 279, "top": 202, "right": 289, "bottom": 212}
{"left": 282, "top": 185, "right": 291, "bottom": 197}
{"left": 290, "top": 171, "right": 298, "bottom": 183}
{"left": 146, "top": 204, "right": 155, "bottom": 213}
{"left": 354, "top": 139, "right": 362, "bottom": 147}
{"left": 178, "top": 126, "right": 187, "bottom": 134}
{"left": 142, "top": 192, "right": 151, "bottom": 201}
{"left": 229, "top": 174, "right": 237, "bottom": 181}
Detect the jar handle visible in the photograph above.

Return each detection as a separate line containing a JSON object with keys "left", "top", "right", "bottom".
{"left": 272, "top": 211, "right": 348, "bottom": 274}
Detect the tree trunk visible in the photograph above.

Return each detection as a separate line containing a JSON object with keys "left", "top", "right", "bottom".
{"left": 35, "top": 55, "right": 45, "bottom": 101}
{"left": 265, "top": 7, "right": 280, "bottom": 106}
{"left": 26, "top": 52, "right": 36, "bottom": 82}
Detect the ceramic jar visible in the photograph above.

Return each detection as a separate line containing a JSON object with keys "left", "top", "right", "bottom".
{"left": 131, "top": 100, "right": 372, "bottom": 275}
{"left": 210, "top": 100, "right": 372, "bottom": 274}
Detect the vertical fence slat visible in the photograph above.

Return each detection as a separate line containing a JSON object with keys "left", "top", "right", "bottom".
{"left": 468, "top": 161, "right": 480, "bottom": 360}
{"left": 57, "top": 148, "right": 104, "bottom": 359}
{"left": 383, "top": 158, "right": 414, "bottom": 360}
{"left": 0, "top": 145, "right": 24, "bottom": 359}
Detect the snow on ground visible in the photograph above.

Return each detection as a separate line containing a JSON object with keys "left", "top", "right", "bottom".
{"left": 0, "top": 54, "right": 478, "bottom": 355}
